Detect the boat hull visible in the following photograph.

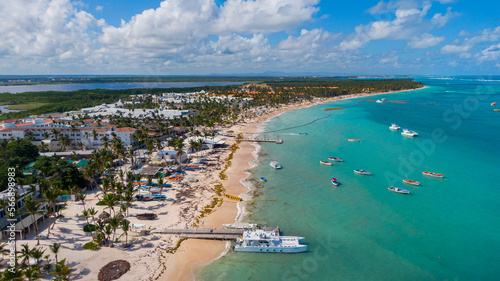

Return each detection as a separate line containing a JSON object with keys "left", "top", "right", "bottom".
{"left": 403, "top": 180, "right": 420, "bottom": 186}
{"left": 388, "top": 187, "right": 410, "bottom": 194}
{"left": 234, "top": 245, "right": 307, "bottom": 253}
{"left": 422, "top": 172, "right": 444, "bottom": 178}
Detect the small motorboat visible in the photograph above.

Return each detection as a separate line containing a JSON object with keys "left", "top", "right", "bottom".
{"left": 389, "top": 123, "right": 401, "bottom": 130}
{"left": 298, "top": 133, "right": 308, "bottom": 135}
{"left": 376, "top": 99, "right": 385, "bottom": 104}
{"left": 348, "top": 139, "right": 361, "bottom": 142}
{"left": 329, "top": 157, "right": 343, "bottom": 162}
{"left": 388, "top": 186, "right": 410, "bottom": 194}
{"left": 403, "top": 179, "right": 420, "bottom": 186}
{"left": 354, "top": 169, "right": 372, "bottom": 175}
{"left": 260, "top": 177, "right": 267, "bottom": 182}
{"left": 401, "top": 129, "right": 418, "bottom": 137}
{"left": 320, "top": 161, "right": 333, "bottom": 166}
{"left": 492, "top": 102, "right": 496, "bottom": 106}
{"left": 270, "top": 161, "right": 282, "bottom": 169}
{"left": 331, "top": 178, "right": 339, "bottom": 186}
{"left": 422, "top": 171, "right": 444, "bottom": 178}
{"left": 494, "top": 109, "right": 500, "bottom": 111}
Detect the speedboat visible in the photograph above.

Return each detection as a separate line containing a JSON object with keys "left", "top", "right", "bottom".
{"left": 329, "top": 157, "right": 343, "bottom": 162}
{"left": 269, "top": 161, "right": 282, "bottom": 169}
{"left": 422, "top": 171, "right": 444, "bottom": 178}
{"left": 331, "top": 178, "right": 339, "bottom": 186}
{"left": 388, "top": 186, "right": 410, "bottom": 194}
{"left": 389, "top": 123, "right": 401, "bottom": 130}
{"left": 348, "top": 139, "right": 361, "bottom": 142}
{"left": 320, "top": 161, "right": 333, "bottom": 166}
{"left": 260, "top": 177, "right": 267, "bottom": 182}
{"left": 376, "top": 99, "right": 384, "bottom": 104}
{"left": 401, "top": 129, "right": 418, "bottom": 137}
{"left": 354, "top": 169, "right": 372, "bottom": 175}
{"left": 403, "top": 179, "right": 420, "bottom": 186}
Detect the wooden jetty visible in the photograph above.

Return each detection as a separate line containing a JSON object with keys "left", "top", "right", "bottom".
{"left": 150, "top": 227, "right": 279, "bottom": 240}
{"left": 238, "top": 138, "right": 283, "bottom": 144}
{"left": 150, "top": 228, "right": 244, "bottom": 240}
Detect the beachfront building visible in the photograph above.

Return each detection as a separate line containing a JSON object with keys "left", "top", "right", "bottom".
{"left": 0, "top": 184, "right": 46, "bottom": 240}
{"left": 152, "top": 91, "right": 253, "bottom": 109}
{"left": 0, "top": 118, "right": 137, "bottom": 148}
{"left": 77, "top": 100, "right": 190, "bottom": 120}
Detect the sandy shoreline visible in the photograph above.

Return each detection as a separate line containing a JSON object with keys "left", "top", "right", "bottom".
{"left": 8, "top": 87, "right": 424, "bottom": 281}
{"left": 159, "top": 86, "right": 427, "bottom": 281}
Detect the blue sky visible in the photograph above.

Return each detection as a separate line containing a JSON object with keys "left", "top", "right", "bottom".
{"left": 1, "top": 0, "right": 499, "bottom": 75}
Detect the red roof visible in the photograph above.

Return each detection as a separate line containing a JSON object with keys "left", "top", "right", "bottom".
{"left": 3, "top": 119, "right": 19, "bottom": 123}
{"left": 0, "top": 128, "right": 24, "bottom": 132}
{"left": 116, "top": 127, "right": 136, "bottom": 133}
{"left": 44, "top": 119, "right": 54, "bottom": 123}
{"left": 15, "top": 122, "right": 35, "bottom": 127}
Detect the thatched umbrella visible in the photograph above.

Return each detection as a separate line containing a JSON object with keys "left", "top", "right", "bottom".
{"left": 98, "top": 211, "right": 111, "bottom": 222}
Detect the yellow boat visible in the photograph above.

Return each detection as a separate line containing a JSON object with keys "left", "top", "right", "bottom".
{"left": 494, "top": 109, "right": 500, "bottom": 111}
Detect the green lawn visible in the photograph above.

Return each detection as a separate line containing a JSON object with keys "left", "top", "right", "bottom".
{"left": 6, "top": 102, "right": 48, "bottom": 110}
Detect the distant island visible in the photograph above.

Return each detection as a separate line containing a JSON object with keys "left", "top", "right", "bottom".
{"left": 0, "top": 75, "right": 416, "bottom": 86}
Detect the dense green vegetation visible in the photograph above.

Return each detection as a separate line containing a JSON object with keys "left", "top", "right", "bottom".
{"left": 0, "top": 139, "right": 38, "bottom": 189}
{"left": 0, "top": 78, "right": 423, "bottom": 121}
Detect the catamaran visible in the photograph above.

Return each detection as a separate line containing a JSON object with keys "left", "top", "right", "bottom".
{"left": 422, "top": 171, "right": 444, "bottom": 178}
{"left": 234, "top": 227, "right": 306, "bottom": 253}
{"left": 269, "top": 161, "right": 282, "bottom": 169}
{"left": 388, "top": 186, "right": 410, "bottom": 194}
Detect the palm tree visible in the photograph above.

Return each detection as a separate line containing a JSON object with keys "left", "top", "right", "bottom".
{"left": 23, "top": 195, "right": 42, "bottom": 245}
{"left": 39, "top": 142, "right": 48, "bottom": 153}
{"left": 157, "top": 175, "right": 165, "bottom": 201}
{"left": 189, "top": 140, "right": 197, "bottom": 161}
{"left": 30, "top": 247, "right": 45, "bottom": 272}
{"left": 120, "top": 219, "right": 131, "bottom": 246}
{"left": 51, "top": 129, "right": 60, "bottom": 140}
{"left": 23, "top": 267, "right": 41, "bottom": 281}
{"left": 147, "top": 176, "right": 153, "bottom": 193}
{"left": 51, "top": 258, "right": 73, "bottom": 281}
{"left": 101, "top": 193, "right": 118, "bottom": 216}
{"left": 18, "top": 244, "right": 32, "bottom": 268}
{"left": 49, "top": 243, "right": 61, "bottom": 263}
{"left": 43, "top": 188, "right": 60, "bottom": 238}
{"left": 108, "top": 216, "right": 121, "bottom": 247}
{"left": 175, "top": 138, "right": 185, "bottom": 167}
{"left": 88, "top": 207, "right": 98, "bottom": 229}
{"left": 24, "top": 130, "right": 35, "bottom": 141}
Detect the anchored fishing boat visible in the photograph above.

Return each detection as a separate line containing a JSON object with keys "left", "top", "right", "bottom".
{"left": 403, "top": 179, "right": 420, "bottom": 186}
{"left": 422, "top": 171, "right": 444, "bottom": 178}
{"left": 260, "top": 177, "right": 267, "bottom": 182}
{"left": 354, "top": 169, "right": 372, "bottom": 175}
{"left": 388, "top": 186, "right": 410, "bottom": 194}
{"left": 269, "top": 161, "right": 282, "bottom": 169}
{"left": 348, "top": 139, "right": 361, "bottom": 142}
{"left": 320, "top": 161, "right": 333, "bottom": 166}
{"left": 329, "top": 157, "right": 343, "bottom": 162}
{"left": 331, "top": 178, "right": 339, "bottom": 186}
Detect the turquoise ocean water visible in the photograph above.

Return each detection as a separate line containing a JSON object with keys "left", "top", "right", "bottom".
{"left": 199, "top": 76, "right": 500, "bottom": 281}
